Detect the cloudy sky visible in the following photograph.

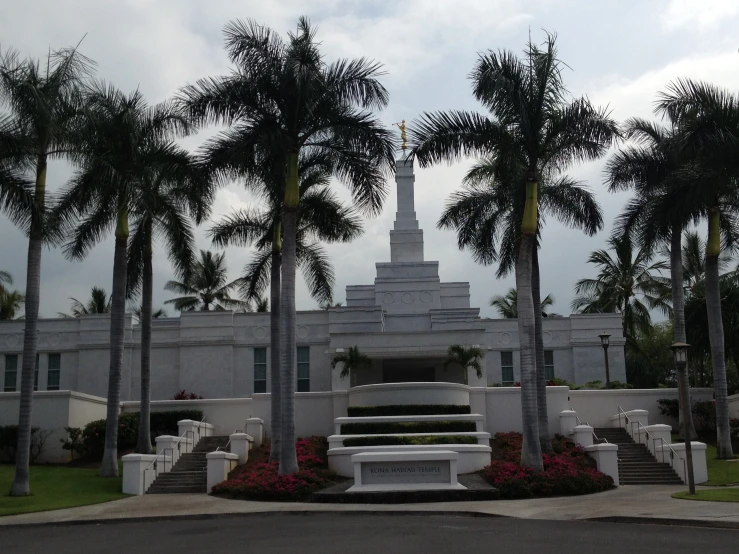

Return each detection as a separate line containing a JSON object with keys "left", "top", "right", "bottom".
{"left": 2, "top": 0, "right": 739, "bottom": 318}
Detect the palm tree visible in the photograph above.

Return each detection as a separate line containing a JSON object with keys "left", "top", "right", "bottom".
{"left": 490, "top": 288, "right": 555, "bottom": 319}
{"left": 444, "top": 345, "right": 484, "bottom": 386}
{"left": 55, "top": 84, "right": 193, "bottom": 477}
{"left": 253, "top": 298, "right": 269, "bottom": 313}
{"left": 0, "top": 289, "right": 24, "bottom": 320}
{"left": 59, "top": 286, "right": 112, "bottom": 317}
{"left": 572, "top": 235, "right": 671, "bottom": 344}
{"left": 178, "top": 17, "right": 395, "bottom": 474}
{"left": 0, "top": 44, "right": 93, "bottom": 495}
{"left": 0, "top": 270, "right": 11, "bottom": 290}
{"left": 164, "top": 250, "right": 246, "bottom": 312}
{"left": 410, "top": 33, "right": 617, "bottom": 469}
{"left": 320, "top": 301, "right": 344, "bottom": 310}
{"left": 130, "top": 305, "right": 168, "bottom": 318}
{"left": 605, "top": 117, "right": 699, "bottom": 443}
{"left": 656, "top": 79, "right": 739, "bottom": 458}
{"left": 680, "top": 231, "right": 731, "bottom": 296}
{"left": 331, "top": 346, "right": 371, "bottom": 380}
{"left": 208, "top": 154, "right": 362, "bottom": 462}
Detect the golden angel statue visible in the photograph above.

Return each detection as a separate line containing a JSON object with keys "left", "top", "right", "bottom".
{"left": 395, "top": 119, "right": 407, "bottom": 151}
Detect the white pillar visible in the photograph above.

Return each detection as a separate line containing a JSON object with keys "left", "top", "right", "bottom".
{"left": 229, "top": 432, "right": 252, "bottom": 465}
{"left": 206, "top": 451, "right": 238, "bottom": 492}
{"left": 155, "top": 435, "right": 181, "bottom": 466}
{"left": 624, "top": 409, "right": 649, "bottom": 438}
{"left": 585, "top": 443, "right": 619, "bottom": 486}
{"left": 559, "top": 410, "right": 578, "bottom": 437}
{"left": 643, "top": 424, "right": 672, "bottom": 456}
{"left": 122, "top": 453, "right": 172, "bottom": 495}
{"left": 177, "top": 419, "right": 201, "bottom": 447}
{"left": 655, "top": 441, "right": 708, "bottom": 484}
{"left": 573, "top": 424, "right": 594, "bottom": 448}
{"left": 245, "top": 418, "right": 264, "bottom": 447}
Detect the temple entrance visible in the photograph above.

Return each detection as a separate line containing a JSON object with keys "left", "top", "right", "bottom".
{"left": 382, "top": 359, "right": 436, "bottom": 383}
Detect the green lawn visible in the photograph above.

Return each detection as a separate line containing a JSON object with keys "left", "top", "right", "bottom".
{"left": 673, "top": 488, "right": 739, "bottom": 503}
{"left": 671, "top": 436, "right": 739, "bottom": 486}
{"left": 0, "top": 464, "right": 129, "bottom": 517}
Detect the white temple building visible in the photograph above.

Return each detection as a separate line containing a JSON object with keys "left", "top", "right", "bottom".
{"left": 0, "top": 158, "right": 626, "bottom": 400}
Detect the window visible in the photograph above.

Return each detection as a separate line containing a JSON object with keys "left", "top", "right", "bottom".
{"left": 253, "top": 348, "right": 267, "bottom": 394}
{"left": 501, "top": 351, "right": 514, "bottom": 385}
{"left": 4, "top": 354, "right": 18, "bottom": 392}
{"left": 297, "top": 346, "right": 310, "bottom": 392}
{"left": 544, "top": 350, "right": 555, "bottom": 381}
{"left": 47, "top": 353, "right": 61, "bottom": 391}
{"left": 34, "top": 354, "right": 39, "bottom": 391}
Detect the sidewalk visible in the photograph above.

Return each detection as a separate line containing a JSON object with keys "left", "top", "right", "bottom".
{"left": 1, "top": 485, "right": 738, "bottom": 527}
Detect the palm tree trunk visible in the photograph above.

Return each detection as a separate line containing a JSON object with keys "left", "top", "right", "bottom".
{"left": 101, "top": 208, "right": 129, "bottom": 477}
{"left": 279, "top": 153, "right": 299, "bottom": 475}
{"left": 704, "top": 207, "right": 733, "bottom": 459}
{"left": 517, "top": 178, "right": 543, "bottom": 470}
{"left": 268, "top": 235, "right": 282, "bottom": 463}
{"left": 532, "top": 244, "right": 551, "bottom": 454}
{"left": 136, "top": 229, "right": 153, "bottom": 454}
{"left": 10, "top": 155, "right": 46, "bottom": 496}
{"left": 670, "top": 225, "right": 697, "bottom": 441}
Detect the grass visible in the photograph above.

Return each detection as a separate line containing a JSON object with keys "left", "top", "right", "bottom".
{"left": 671, "top": 434, "right": 739, "bottom": 486}
{"left": 0, "top": 464, "right": 128, "bottom": 517}
{"left": 672, "top": 489, "right": 739, "bottom": 503}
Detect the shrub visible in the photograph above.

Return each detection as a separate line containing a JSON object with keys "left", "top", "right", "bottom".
{"left": 657, "top": 398, "right": 679, "bottom": 419}
{"left": 212, "top": 436, "right": 337, "bottom": 501}
{"left": 0, "top": 425, "right": 51, "bottom": 464}
{"left": 60, "top": 427, "right": 84, "bottom": 460}
{"left": 343, "top": 435, "right": 478, "bottom": 447}
{"left": 173, "top": 390, "right": 204, "bottom": 400}
{"left": 483, "top": 432, "right": 614, "bottom": 499}
{"left": 657, "top": 398, "right": 719, "bottom": 433}
{"left": 347, "top": 405, "right": 471, "bottom": 417}
{"left": 731, "top": 418, "right": 739, "bottom": 438}
{"left": 340, "top": 421, "right": 476, "bottom": 435}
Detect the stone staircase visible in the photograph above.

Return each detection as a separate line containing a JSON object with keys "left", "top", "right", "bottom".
{"left": 147, "top": 435, "right": 230, "bottom": 494}
{"left": 593, "top": 427, "right": 682, "bottom": 485}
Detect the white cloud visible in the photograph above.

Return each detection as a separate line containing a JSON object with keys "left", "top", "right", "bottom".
{"left": 662, "top": 0, "right": 739, "bottom": 31}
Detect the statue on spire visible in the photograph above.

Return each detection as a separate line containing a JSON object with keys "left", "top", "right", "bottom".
{"left": 394, "top": 120, "right": 407, "bottom": 151}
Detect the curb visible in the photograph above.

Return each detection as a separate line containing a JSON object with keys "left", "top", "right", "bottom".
{"left": 588, "top": 516, "right": 739, "bottom": 530}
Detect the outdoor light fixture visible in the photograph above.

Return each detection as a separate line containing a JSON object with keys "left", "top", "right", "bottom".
{"left": 598, "top": 332, "right": 611, "bottom": 348}
{"left": 598, "top": 332, "right": 611, "bottom": 386}
{"left": 670, "top": 341, "right": 695, "bottom": 494}
{"left": 670, "top": 342, "right": 689, "bottom": 365}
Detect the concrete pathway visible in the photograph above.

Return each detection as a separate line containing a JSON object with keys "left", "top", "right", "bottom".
{"left": 2, "top": 485, "right": 738, "bottom": 527}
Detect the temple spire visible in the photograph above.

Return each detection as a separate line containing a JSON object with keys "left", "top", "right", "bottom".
{"left": 390, "top": 157, "right": 424, "bottom": 262}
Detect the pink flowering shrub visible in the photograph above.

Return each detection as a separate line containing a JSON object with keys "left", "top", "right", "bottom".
{"left": 483, "top": 432, "right": 614, "bottom": 499}
{"left": 211, "top": 436, "right": 337, "bottom": 501}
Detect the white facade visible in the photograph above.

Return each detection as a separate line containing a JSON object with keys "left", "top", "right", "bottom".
{"left": 0, "top": 158, "right": 626, "bottom": 401}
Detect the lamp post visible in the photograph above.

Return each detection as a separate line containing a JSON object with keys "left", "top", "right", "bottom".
{"left": 598, "top": 332, "right": 611, "bottom": 387}
{"left": 671, "top": 341, "right": 695, "bottom": 494}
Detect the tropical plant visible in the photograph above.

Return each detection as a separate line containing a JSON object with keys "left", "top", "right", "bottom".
{"left": 253, "top": 298, "right": 269, "bottom": 312}
{"left": 0, "top": 43, "right": 93, "bottom": 495}
{"left": 59, "top": 286, "right": 112, "bottom": 317}
{"left": 164, "top": 250, "right": 246, "bottom": 312}
{"left": 572, "top": 235, "right": 671, "bottom": 344}
{"left": 178, "top": 17, "right": 395, "bottom": 474}
{"left": 410, "top": 33, "right": 617, "bottom": 469}
{"left": 656, "top": 78, "right": 739, "bottom": 458}
{"left": 0, "top": 289, "right": 24, "bottom": 320}
{"left": 331, "top": 346, "right": 371, "bottom": 380}
{"left": 54, "top": 84, "right": 193, "bottom": 477}
{"left": 319, "top": 301, "right": 344, "bottom": 310}
{"left": 444, "top": 345, "right": 484, "bottom": 385}
{"left": 490, "top": 288, "right": 554, "bottom": 319}
{"left": 130, "top": 305, "right": 168, "bottom": 318}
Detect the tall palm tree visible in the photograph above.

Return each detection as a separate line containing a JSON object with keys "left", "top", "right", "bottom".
{"left": 178, "top": 17, "right": 395, "bottom": 474}
{"left": 0, "top": 44, "right": 93, "bottom": 495}
{"left": 208, "top": 154, "right": 362, "bottom": 462}
{"left": 680, "top": 231, "right": 731, "bottom": 296}
{"left": 0, "top": 270, "right": 24, "bottom": 320}
{"left": 656, "top": 79, "right": 739, "bottom": 458}
{"left": 55, "top": 84, "right": 193, "bottom": 477}
{"left": 331, "top": 346, "right": 371, "bottom": 380}
{"left": 490, "top": 288, "right": 555, "bottom": 319}
{"left": 572, "top": 235, "right": 671, "bottom": 344}
{"left": 444, "top": 345, "right": 484, "bottom": 386}
{"left": 411, "top": 33, "right": 617, "bottom": 469}
{"left": 59, "top": 286, "right": 112, "bottom": 317}
{"left": 126, "top": 150, "right": 207, "bottom": 454}
{"left": 164, "top": 250, "right": 246, "bottom": 312}
{"left": 0, "top": 270, "right": 11, "bottom": 290}
{"left": 605, "top": 117, "right": 699, "bottom": 442}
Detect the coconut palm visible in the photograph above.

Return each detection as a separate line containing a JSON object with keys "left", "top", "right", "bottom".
{"left": 331, "top": 346, "right": 371, "bottom": 380}
{"left": 54, "top": 84, "right": 193, "bottom": 477}
{"left": 208, "top": 154, "right": 363, "bottom": 462}
{"left": 253, "top": 298, "right": 269, "bottom": 312}
{"left": 680, "top": 231, "right": 731, "bottom": 296}
{"left": 164, "top": 250, "right": 246, "bottom": 312}
{"left": 0, "top": 44, "right": 93, "bottom": 495}
{"left": 0, "top": 289, "right": 24, "bottom": 320}
{"left": 656, "top": 79, "right": 739, "bottom": 458}
{"left": 59, "top": 286, "right": 112, "bottom": 317}
{"left": 572, "top": 235, "right": 671, "bottom": 343}
{"left": 178, "top": 17, "right": 395, "bottom": 474}
{"left": 444, "top": 345, "right": 484, "bottom": 386}
{"left": 490, "top": 288, "right": 555, "bottom": 319}
{"left": 605, "top": 117, "right": 700, "bottom": 442}
{"left": 130, "top": 305, "right": 168, "bottom": 318}
{"left": 411, "top": 33, "right": 617, "bottom": 469}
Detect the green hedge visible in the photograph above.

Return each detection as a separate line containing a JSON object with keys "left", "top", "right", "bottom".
{"left": 80, "top": 409, "right": 203, "bottom": 460}
{"left": 347, "top": 405, "right": 471, "bottom": 417}
{"left": 343, "top": 435, "right": 478, "bottom": 447}
{"left": 340, "top": 421, "right": 476, "bottom": 435}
